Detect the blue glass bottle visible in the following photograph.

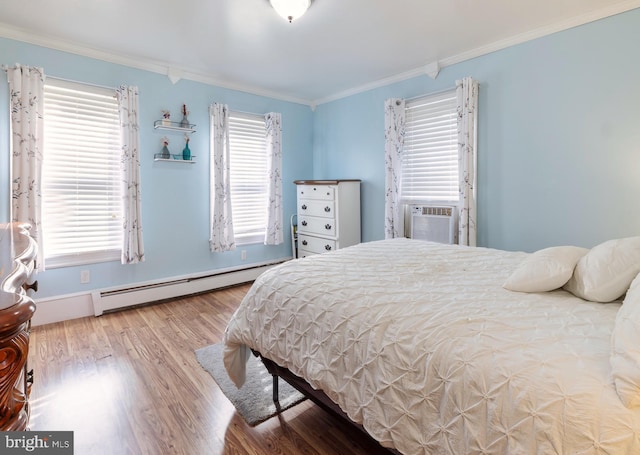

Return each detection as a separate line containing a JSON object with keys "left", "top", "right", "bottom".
{"left": 182, "top": 141, "right": 191, "bottom": 161}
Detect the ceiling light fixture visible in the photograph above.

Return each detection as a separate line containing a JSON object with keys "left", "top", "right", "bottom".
{"left": 269, "top": 0, "right": 311, "bottom": 23}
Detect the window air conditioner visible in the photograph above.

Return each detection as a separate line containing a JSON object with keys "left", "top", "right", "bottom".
{"left": 410, "top": 206, "right": 457, "bottom": 244}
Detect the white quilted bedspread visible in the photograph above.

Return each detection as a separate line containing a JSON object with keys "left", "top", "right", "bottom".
{"left": 223, "top": 239, "right": 640, "bottom": 454}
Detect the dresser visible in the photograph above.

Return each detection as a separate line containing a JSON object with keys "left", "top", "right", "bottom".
{"left": 294, "top": 180, "right": 361, "bottom": 258}
{"left": 0, "top": 222, "right": 37, "bottom": 430}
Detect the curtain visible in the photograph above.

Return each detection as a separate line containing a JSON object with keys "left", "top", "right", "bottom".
{"left": 456, "top": 77, "right": 479, "bottom": 247}
{"left": 264, "top": 112, "right": 283, "bottom": 245}
{"left": 7, "top": 64, "right": 45, "bottom": 271}
{"left": 116, "top": 85, "right": 145, "bottom": 264}
{"left": 209, "top": 103, "right": 235, "bottom": 252}
{"left": 383, "top": 98, "right": 406, "bottom": 239}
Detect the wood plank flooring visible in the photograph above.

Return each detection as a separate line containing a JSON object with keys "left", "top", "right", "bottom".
{"left": 28, "top": 283, "right": 390, "bottom": 455}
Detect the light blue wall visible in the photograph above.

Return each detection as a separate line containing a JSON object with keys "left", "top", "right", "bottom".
{"left": 2, "top": 9, "right": 640, "bottom": 301}
{"left": 0, "top": 38, "right": 313, "bottom": 298}
{"left": 313, "top": 9, "right": 640, "bottom": 252}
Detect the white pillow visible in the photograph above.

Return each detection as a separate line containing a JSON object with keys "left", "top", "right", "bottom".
{"left": 610, "top": 272, "right": 640, "bottom": 408}
{"left": 503, "top": 246, "right": 588, "bottom": 292}
{"left": 564, "top": 237, "right": 640, "bottom": 303}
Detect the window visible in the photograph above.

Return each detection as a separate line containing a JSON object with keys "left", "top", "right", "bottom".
{"left": 228, "top": 111, "right": 268, "bottom": 245}
{"left": 42, "top": 78, "right": 122, "bottom": 267}
{"left": 401, "top": 90, "right": 458, "bottom": 204}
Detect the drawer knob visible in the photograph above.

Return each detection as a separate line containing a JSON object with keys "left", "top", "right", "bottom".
{"left": 301, "top": 221, "right": 308, "bottom": 226}
{"left": 325, "top": 224, "right": 332, "bottom": 230}
{"left": 324, "top": 206, "right": 331, "bottom": 213}
{"left": 325, "top": 245, "right": 332, "bottom": 251}
{"left": 23, "top": 280, "right": 38, "bottom": 293}
{"left": 302, "top": 240, "right": 308, "bottom": 246}
{"left": 301, "top": 204, "right": 307, "bottom": 210}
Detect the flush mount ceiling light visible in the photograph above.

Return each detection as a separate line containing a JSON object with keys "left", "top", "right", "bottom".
{"left": 269, "top": 0, "right": 311, "bottom": 23}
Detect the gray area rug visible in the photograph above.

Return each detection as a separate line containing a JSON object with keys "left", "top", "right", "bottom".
{"left": 195, "top": 343, "right": 306, "bottom": 426}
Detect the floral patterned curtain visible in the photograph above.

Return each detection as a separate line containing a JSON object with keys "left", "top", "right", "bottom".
{"left": 384, "top": 98, "right": 406, "bottom": 239}
{"left": 7, "top": 64, "right": 45, "bottom": 271}
{"left": 264, "top": 112, "right": 283, "bottom": 245}
{"left": 116, "top": 85, "right": 145, "bottom": 264}
{"left": 209, "top": 103, "right": 235, "bottom": 252}
{"left": 456, "top": 77, "right": 479, "bottom": 247}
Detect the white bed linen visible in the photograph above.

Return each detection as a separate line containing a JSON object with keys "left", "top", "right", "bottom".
{"left": 223, "top": 239, "right": 640, "bottom": 454}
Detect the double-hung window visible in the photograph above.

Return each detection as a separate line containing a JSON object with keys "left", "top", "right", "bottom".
{"left": 401, "top": 90, "right": 458, "bottom": 205}
{"left": 228, "top": 111, "right": 268, "bottom": 245}
{"left": 42, "top": 79, "right": 122, "bottom": 267}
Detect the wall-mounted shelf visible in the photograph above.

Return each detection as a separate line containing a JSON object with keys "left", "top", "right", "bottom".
{"left": 154, "top": 153, "right": 196, "bottom": 163}
{"left": 154, "top": 120, "right": 196, "bottom": 133}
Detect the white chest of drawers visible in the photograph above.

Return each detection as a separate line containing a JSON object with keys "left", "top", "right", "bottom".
{"left": 294, "top": 180, "right": 361, "bottom": 258}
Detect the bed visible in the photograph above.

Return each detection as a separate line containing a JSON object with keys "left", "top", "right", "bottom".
{"left": 223, "top": 238, "right": 640, "bottom": 454}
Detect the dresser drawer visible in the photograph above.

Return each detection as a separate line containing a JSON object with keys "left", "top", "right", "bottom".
{"left": 298, "top": 200, "right": 335, "bottom": 219}
{"left": 297, "top": 248, "right": 317, "bottom": 258}
{"left": 297, "top": 215, "right": 336, "bottom": 237}
{"left": 298, "top": 234, "right": 336, "bottom": 254}
{"left": 297, "top": 185, "right": 335, "bottom": 201}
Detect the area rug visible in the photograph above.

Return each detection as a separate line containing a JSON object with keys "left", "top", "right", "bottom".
{"left": 195, "top": 343, "right": 306, "bottom": 426}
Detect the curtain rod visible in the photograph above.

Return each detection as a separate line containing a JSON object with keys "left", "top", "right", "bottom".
{"left": 2, "top": 65, "right": 117, "bottom": 91}
{"left": 227, "top": 107, "right": 266, "bottom": 118}
{"left": 404, "top": 85, "right": 455, "bottom": 102}
{"left": 46, "top": 75, "right": 117, "bottom": 92}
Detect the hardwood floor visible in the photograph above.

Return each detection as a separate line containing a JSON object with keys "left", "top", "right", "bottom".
{"left": 28, "top": 283, "right": 390, "bottom": 455}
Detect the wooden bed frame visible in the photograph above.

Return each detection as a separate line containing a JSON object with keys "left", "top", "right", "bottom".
{"left": 254, "top": 350, "right": 401, "bottom": 455}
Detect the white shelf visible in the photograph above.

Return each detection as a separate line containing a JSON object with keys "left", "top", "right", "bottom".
{"left": 154, "top": 120, "right": 196, "bottom": 133}
{"left": 154, "top": 153, "right": 196, "bottom": 163}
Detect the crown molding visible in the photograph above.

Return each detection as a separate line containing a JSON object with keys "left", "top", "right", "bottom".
{"left": 437, "top": 1, "right": 640, "bottom": 70}
{"left": 311, "top": 2, "right": 640, "bottom": 105}
{"left": 0, "top": 22, "right": 313, "bottom": 107}
{"left": 2, "top": 1, "right": 639, "bottom": 109}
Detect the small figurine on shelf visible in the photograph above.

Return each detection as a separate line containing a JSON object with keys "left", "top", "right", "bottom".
{"left": 160, "top": 136, "right": 171, "bottom": 159}
{"left": 161, "top": 109, "right": 171, "bottom": 126}
{"left": 180, "top": 104, "right": 190, "bottom": 129}
{"left": 182, "top": 134, "right": 191, "bottom": 161}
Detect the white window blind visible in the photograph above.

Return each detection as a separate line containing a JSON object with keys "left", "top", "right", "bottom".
{"left": 228, "top": 111, "right": 267, "bottom": 245}
{"left": 42, "top": 78, "right": 122, "bottom": 267}
{"left": 401, "top": 90, "right": 458, "bottom": 204}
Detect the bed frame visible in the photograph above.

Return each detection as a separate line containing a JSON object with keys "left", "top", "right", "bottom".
{"left": 254, "top": 350, "right": 401, "bottom": 455}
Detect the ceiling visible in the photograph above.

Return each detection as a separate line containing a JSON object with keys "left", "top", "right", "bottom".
{"left": 1, "top": 0, "right": 638, "bottom": 105}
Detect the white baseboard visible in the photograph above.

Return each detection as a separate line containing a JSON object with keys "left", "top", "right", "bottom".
{"left": 31, "top": 293, "right": 94, "bottom": 327}
{"left": 31, "top": 259, "right": 287, "bottom": 327}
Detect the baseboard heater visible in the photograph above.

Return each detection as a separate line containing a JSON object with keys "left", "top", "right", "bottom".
{"left": 91, "top": 260, "right": 283, "bottom": 316}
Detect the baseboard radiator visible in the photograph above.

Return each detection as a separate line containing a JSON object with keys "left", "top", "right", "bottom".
{"left": 91, "top": 260, "right": 282, "bottom": 316}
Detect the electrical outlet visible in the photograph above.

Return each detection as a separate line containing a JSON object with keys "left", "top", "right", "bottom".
{"left": 80, "top": 270, "right": 90, "bottom": 284}
{"left": 241, "top": 250, "right": 247, "bottom": 260}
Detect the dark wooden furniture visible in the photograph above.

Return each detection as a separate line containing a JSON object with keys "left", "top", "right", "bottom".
{"left": 0, "top": 222, "right": 37, "bottom": 430}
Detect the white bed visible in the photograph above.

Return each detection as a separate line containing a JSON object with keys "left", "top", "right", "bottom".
{"left": 223, "top": 238, "right": 640, "bottom": 454}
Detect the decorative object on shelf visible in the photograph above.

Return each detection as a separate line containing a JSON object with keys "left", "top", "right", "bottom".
{"left": 182, "top": 134, "right": 191, "bottom": 161}
{"left": 180, "top": 104, "right": 190, "bottom": 129}
{"left": 153, "top": 120, "right": 196, "bottom": 132}
{"left": 270, "top": 0, "right": 311, "bottom": 23}
{"left": 160, "top": 136, "right": 171, "bottom": 159}
{"left": 161, "top": 109, "right": 171, "bottom": 126}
